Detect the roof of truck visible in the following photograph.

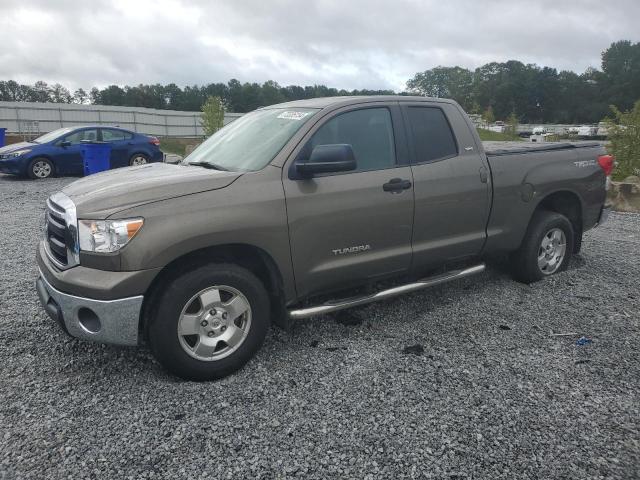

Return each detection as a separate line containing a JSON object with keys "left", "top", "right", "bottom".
{"left": 263, "top": 95, "right": 457, "bottom": 109}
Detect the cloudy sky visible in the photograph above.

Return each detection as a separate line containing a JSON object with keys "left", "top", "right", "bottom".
{"left": 1, "top": 0, "right": 638, "bottom": 91}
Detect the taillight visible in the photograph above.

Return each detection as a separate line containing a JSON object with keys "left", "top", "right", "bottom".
{"left": 597, "top": 154, "right": 614, "bottom": 176}
{"left": 148, "top": 136, "right": 160, "bottom": 146}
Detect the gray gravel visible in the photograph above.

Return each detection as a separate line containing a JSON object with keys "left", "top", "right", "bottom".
{"left": 1, "top": 173, "right": 639, "bottom": 479}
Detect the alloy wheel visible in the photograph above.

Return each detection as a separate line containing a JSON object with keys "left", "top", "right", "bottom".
{"left": 32, "top": 161, "right": 52, "bottom": 178}
{"left": 537, "top": 227, "right": 567, "bottom": 275}
{"left": 177, "top": 285, "right": 252, "bottom": 361}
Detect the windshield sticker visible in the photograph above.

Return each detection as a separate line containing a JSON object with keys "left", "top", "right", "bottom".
{"left": 277, "top": 111, "right": 311, "bottom": 121}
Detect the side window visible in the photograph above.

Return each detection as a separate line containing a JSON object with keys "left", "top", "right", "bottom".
{"left": 63, "top": 129, "right": 98, "bottom": 145}
{"left": 406, "top": 107, "right": 457, "bottom": 163}
{"left": 307, "top": 107, "right": 396, "bottom": 172}
{"left": 102, "top": 129, "right": 127, "bottom": 142}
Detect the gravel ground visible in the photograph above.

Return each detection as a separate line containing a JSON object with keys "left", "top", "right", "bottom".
{"left": 1, "top": 174, "right": 639, "bottom": 479}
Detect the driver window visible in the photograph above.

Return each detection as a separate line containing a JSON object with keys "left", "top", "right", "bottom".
{"left": 63, "top": 129, "right": 98, "bottom": 145}
{"left": 306, "top": 108, "right": 396, "bottom": 172}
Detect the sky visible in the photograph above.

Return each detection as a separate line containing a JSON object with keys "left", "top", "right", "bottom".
{"left": 0, "top": 0, "right": 638, "bottom": 92}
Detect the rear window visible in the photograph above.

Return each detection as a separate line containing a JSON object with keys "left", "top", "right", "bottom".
{"left": 406, "top": 107, "right": 457, "bottom": 163}
{"left": 102, "top": 129, "right": 131, "bottom": 142}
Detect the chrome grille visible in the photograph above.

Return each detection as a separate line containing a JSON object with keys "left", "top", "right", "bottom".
{"left": 44, "top": 192, "right": 78, "bottom": 269}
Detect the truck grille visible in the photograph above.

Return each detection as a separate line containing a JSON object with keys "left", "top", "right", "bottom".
{"left": 45, "top": 193, "right": 78, "bottom": 269}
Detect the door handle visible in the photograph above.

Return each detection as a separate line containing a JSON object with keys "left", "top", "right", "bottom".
{"left": 383, "top": 178, "right": 412, "bottom": 193}
{"left": 479, "top": 166, "right": 488, "bottom": 183}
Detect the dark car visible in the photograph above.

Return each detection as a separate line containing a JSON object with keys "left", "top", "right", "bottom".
{"left": 0, "top": 126, "right": 163, "bottom": 179}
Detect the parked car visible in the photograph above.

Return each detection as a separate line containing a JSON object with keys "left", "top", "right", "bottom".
{"left": 488, "top": 121, "right": 505, "bottom": 133}
{"left": 0, "top": 126, "right": 163, "bottom": 179}
{"left": 36, "top": 96, "right": 613, "bottom": 380}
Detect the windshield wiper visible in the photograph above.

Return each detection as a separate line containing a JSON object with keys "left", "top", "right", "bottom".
{"left": 187, "top": 161, "right": 229, "bottom": 171}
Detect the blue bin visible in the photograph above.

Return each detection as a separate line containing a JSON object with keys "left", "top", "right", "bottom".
{"left": 0, "top": 128, "right": 6, "bottom": 148}
{"left": 81, "top": 142, "right": 112, "bottom": 176}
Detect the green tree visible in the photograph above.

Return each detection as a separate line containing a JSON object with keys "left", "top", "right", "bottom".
{"left": 604, "top": 100, "right": 640, "bottom": 180}
{"left": 506, "top": 112, "right": 519, "bottom": 135}
{"left": 482, "top": 106, "right": 495, "bottom": 124}
{"left": 407, "top": 66, "right": 474, "bottom": 111}
{"left": 601, "top": 41, "right": 640, "bottom": 112}
{"left": 73, "top": 88, "right": 88, "bottom": 104}
{"left": 201, "top": 96, "right": 225, "bottom": 137}
{"left": 49, "top": 83, "right": 72, "bottom": 103}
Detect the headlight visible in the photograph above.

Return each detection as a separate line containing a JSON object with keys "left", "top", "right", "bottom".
{"left": 0, "top": 149, "right": 31, "bottom": 159}
{"left": 78, "top": 218, "right": 144, "bottom": 253}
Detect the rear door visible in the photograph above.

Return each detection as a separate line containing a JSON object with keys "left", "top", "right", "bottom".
{"left": 283, "top": 103, "right": 414, "bottom": 298}
{"left": 401, "top": 102, "right": 491, "bottom": 271}
{"left": 100, "top": 128, "right": 131, "bottom": 168}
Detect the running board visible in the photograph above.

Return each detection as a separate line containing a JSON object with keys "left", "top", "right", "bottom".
{"left": 288, "top": 263, "right": 485, "bottom": 320}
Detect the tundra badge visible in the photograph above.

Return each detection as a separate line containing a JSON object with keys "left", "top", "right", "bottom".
{"left": 332, "top": 245, "right": 371, "bottom": 255}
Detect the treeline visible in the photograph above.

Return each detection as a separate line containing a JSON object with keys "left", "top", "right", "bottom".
{"left": 1, "top": 40, "right": 638, "bottom": 123}
{"left": 407, "top": 40, "right": 640, "bottom": 124}
{"left": 0, "top": 79, "right": 393, "bottom": 114}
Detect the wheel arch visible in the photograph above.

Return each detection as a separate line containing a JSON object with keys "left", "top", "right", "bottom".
{"left": 140, "top": 243, "right": 289, "bottom": 339}
{"left": 27, "top": 154, "right": 58, "bottom": 176}
{"left": 531, "top": 189, "right": 584, "bottom": 253}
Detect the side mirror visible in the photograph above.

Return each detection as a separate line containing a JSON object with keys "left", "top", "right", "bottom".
{"left": 59, "top": 141, "right": 71, "bottom": 147}
{"left": 296, "top": 144, "right": 357, "bottom": 178}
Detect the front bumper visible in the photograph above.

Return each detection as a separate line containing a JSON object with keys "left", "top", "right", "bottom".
{"left": 0, "top": 157, "right": 26, "bottom": 175}
{"left": 36, "top": 271, "right": 143, "bottom": 346}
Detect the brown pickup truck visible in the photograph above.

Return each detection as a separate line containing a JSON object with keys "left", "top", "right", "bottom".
{"left": 36, "top": 96, "right": 613, "bottom": 380}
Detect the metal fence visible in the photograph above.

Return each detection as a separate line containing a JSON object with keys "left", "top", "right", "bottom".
{"left": 0, "top": 101, "right": 242, "bottom": 138}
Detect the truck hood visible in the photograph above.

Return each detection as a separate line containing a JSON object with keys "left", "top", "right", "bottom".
{"left": 62, "top": 163, "right": 242, "bottom": 218}
{"left": 0, "top": 141, "right": 36, "bottom": 154}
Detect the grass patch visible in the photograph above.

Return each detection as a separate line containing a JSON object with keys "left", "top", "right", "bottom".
{"left": 477, "top": 128, "right": 522, "bottom": 141}
{"left": 159, "top": 137, "right": 201, "bottom": 157}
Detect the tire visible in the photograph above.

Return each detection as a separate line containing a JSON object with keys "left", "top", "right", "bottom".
{"left": 27, "top": 157, "right": 54, "bottom": 179}
{"left": 148, "top": 263, "right": 270, "bottom": 381}
{"left": 510, "top": 210, "right": 574, "bottom": 284}
{"left": 129, "top": 153, "right": 149, "bottom": 166}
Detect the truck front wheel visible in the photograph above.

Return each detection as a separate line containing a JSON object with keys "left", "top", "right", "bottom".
{"left": 148, "top": 263, "right": 270, "bottom": 381}
{"left": 510, "top": 210, "right": 574, "bottom": 283}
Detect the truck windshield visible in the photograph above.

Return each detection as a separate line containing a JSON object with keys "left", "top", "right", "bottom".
{"left": 184, "top": 107, "right": 319, "bottom": 172}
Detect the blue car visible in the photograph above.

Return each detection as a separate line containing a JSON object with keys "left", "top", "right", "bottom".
{"left": 0, "top": 126, "right": 164, "bottom": 179}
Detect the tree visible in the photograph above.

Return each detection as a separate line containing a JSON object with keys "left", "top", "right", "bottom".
{"left": 506, "top": 112, "right": 519, "bottom": 136}
{"left": 482, "top": 106, "right": 495, "bottom": 124}
{"left": 32, "top": 81, "right": 50, "bottom": 102}
{"left": 601, "top": 41, "right": 640, "bottom": 112}
{"left": 259, "top": 80, "right": 284, "bottom": 106}
{"left": 604, "top": 100, "right": 640, "bottom": 180}
{"left": 49, "top": 83, "right": 72, "bottom": 103}
{"left": 96, "top": 85, "right": 126, "bottom": 105}
{"left": 89, "top": 87, "right": 101, "bottom": 104}
{"left": 406, "top": 66, "right": 474, "bottom": 110}
{"left": 201, "top": 96, "right": 225, "bottom": 136}
{"left": 73, "top": 88, "right": 88, "bottom": 104}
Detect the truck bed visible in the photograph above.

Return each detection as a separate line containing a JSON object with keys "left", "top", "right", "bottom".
{"left": 482, "top": 141, "right": 601, "bottom": 156}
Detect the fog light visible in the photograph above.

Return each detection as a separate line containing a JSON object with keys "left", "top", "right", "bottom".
{"left": 77, "top": 307, "right": 101, "bottom": 334}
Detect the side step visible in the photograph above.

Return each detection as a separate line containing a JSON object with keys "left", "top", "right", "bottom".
{"left": 288, "top": 263, "right": 485, "bottom": 320}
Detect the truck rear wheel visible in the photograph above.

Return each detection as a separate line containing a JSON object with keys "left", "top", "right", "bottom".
{"left": 510, "top": 210, "right": 574, "bottom": 283}
{"left": 148, "top": 263, "right": 270, "bottom": 381}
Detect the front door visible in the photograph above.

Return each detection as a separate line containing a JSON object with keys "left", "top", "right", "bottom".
{"left": 55, "top": 128, "right": 98, "bottom": 174}
{"left": 401, "top": 103, "right": 491, "bottom": 271}
{"left": 283, "top": 104, "right": 414, "bottom": 298}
